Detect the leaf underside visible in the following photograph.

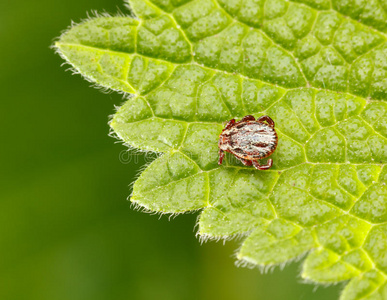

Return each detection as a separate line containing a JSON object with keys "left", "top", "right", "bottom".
{"left": 55, "top": 0, "right": 387, "bottom": 298}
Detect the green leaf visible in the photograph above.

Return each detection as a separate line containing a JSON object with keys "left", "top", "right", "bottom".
{"left": 55, "top": 0, "right": 387, "bottom": 298}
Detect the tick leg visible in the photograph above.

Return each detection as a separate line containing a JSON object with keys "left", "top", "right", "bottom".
{"left": 218, "top": 150, "right": 225, "bottom": 165}
{"left": 224, "top": 119, "right": 236, "bottom": 130}
{"left": 257, "top": 115, "right": 275, "bottom": 127}
{"left": 252, "top": 159, "right": 273, "bottom": 170}
{"left": 237, "top": 157, "right": 253, "bottom": 166}
{"left": 240, "top": 115, "right": 255, "bottom": 122}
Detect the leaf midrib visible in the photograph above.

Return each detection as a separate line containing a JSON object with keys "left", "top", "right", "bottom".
{"left": 58, "top": 39, "right": 387, "bottom": 108}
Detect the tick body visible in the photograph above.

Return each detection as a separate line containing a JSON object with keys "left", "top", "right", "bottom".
{"left": 218, "top": 115, "right": 278, "bottom": 170}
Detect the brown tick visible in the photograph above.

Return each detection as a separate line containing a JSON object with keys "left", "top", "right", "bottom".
{"left": 218, "top": 115, "right": 278, "bottom": 170}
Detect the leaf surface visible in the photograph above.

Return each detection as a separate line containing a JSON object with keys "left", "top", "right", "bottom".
{"left": 55, "top": 0, "right": 387, "bottom": 298}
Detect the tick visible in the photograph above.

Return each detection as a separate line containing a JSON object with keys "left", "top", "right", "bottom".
{"left": 218, "top": 115, "right": 278, "bottom": 170}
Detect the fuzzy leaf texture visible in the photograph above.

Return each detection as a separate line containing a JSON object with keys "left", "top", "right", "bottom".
{"left": 55, "top": 0, "right": 387, "bottom": 298}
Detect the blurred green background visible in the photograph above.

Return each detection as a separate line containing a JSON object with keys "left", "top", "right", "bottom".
{"left": 1, "top": 1, "right": 342, "bottom": 299}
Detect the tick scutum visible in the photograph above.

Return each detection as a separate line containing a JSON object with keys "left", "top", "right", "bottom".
{"left": 228, "top": 122, "right": 277, "bottom": 159}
